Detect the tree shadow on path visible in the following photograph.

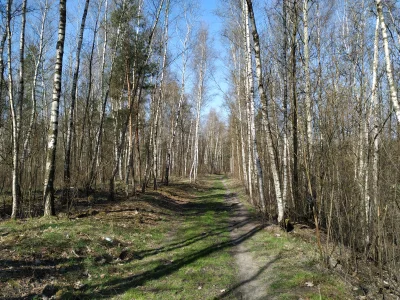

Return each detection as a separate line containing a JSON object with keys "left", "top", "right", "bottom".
{"left": 215, "top": 253, "right": 281, "bottom": 299}
{"left": 79, "top": 224, "right": 265, "bottom": 298}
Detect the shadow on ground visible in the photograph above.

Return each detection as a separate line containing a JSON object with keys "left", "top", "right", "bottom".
{"left": 79, "top": 224, "right": 265, "bottom": 298}
{"left": 75, "top": 181, "right": 266, "bottom": 298}
{"left": 0, "top": 179, "right": 265, "bottom": 299}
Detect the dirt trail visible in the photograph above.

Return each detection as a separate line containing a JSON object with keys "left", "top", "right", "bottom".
{"left": 223, "top": 181, "right": 276, "bottom": 300}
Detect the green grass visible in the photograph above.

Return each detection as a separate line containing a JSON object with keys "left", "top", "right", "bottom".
{"left": 0, "top": 176, "right": 237, "bottom": 299}
{"left": 225, "top": 177, "right": 353, "bottom": 300}
{"left": 1, "top": 176, "right": 354, "bottom": 300}
{"left": 120, "top": 176, "right": 236, "bottom": 300}
{"left": 242, "top": 228, "right": 351, "bottom": 300}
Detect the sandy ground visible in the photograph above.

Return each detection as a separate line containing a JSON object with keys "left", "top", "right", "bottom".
{"left": 223, "top": 182, "right": 276, "bottom": 300}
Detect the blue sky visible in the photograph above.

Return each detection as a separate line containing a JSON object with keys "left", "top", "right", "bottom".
{"left": 198, "top": 0, "right": 229, "bottom": 121}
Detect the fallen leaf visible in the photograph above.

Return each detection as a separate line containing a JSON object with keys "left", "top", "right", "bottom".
{"left": 305, "top": 281, "right": 314, "bottom": 287}
{"left": 74, "top": 281, "right": 85, "bottom": 290}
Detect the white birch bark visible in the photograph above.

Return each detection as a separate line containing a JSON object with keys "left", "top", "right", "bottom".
{"left": 190, "top": 29, "right": 208, "bottom": 183}
{"left": 240, "top": 1, "right": 252, "bottom": 195}
{"left": 245, "top": 91, "right": 253, "bottom": 199}
{"left": 184, "top": 119, "right": 193, "bottom": 176}
{"left": 244, "top": 0, "right": 265, "bottom": 212}
{"left": 303, "top": 0, "right": 312, "bottom": 152}
{"left": 125, "top": 67, "right": 134, "bottom": 194}
{"left": 376, "top": 0, "right": 400, "bottom": 121}
{"left": 371, "top": 15, "right": 380, "bottom": 228}
{"left": 43, "top": 0, "right": 67, "bottom": 216}
{"left": 125, "top": 0, "right": 143, "bottom": 194}
{"left": 8, "top": 0, "right": 18, "bottom": 218}
{"left": 291, "top": 2, "right": 299, "bottom": 210}
{"left": 230, "top": 35, "right": 247, "bottom": 185}
{"left": 8, "top": 0, "right": 27, "bottom": 218}
{"left": 190, "top": 72, "right": 204, "bottom": 182}
{"left": 238, "top": 98, "right": 247, "bottom": 186}
{"left": 246, "top": 0, "right": 284, "bottom": 222}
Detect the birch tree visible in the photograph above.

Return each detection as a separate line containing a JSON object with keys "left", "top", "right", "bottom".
{"left": 303, "top": 0, "right": 312, "bottom": 153}
{"left": 243, "top": 0, "right": 265, "bottom": 213}
{"left": 43, "top": 0, "right": 67, "bottom": 216}
{"left": 152, "top": 0, "right": 170, "bottom": 190}
{"left": 165, "top": 5, "right": 191, "bottom": 185}
{"left": 88, "top": 0, "right": 120, "bottom": 189}
{"left": 371, "top": 14, "right": 380, "bottom": 229}
{"left": 375, "top": 0, "right": 400, "bottom": 121}
{"left": 290, "top": 1, "right": 299, "bottom": 206}
{"left": 21, "top": 0, "right": 49, "bottom": 183}
{"left": 245, "top": 0, "right": 284, "bottom": 222}
{"left": 190, "top": 27, "right": 209, "bottom": 183}
{"left": 64, "top": 0, "right": 90, "bottom": 204}
{"left": 9, "top": 0, "right": 27, "bottom": 218}
{"left": 281, "top": 0, "right": 289, "bottom": 210}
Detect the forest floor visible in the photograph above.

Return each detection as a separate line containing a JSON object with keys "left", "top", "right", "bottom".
{"left": 0, "top": 175, "right": 362, "bottom": 299}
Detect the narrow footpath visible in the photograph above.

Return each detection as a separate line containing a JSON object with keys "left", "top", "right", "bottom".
{"left": 221, "top": 181, "right": 274, "bottom": 300}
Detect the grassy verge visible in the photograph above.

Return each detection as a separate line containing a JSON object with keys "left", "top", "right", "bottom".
{"left": 0, "top": 176, "right": 237, "bottom": 299}
{"left": 120, "top": 176, "right": 237, "bottom": 299}
{"left": 224, "top": 178, "right": 353, "bottom": 300}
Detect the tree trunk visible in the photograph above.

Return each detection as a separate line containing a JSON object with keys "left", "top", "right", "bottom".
{"left": 303, "top": 0, "right": 312, "bottom": 154}
{"left": 282, "top": 0, "right": 289, "bottom": 210}
{"left": 371, "top": 15, "right": 380, "bottom": 243}
{"left": 376, "top": 0, "right": 400, "bottom": 121}
{"left": 43, "top": 0, "right": 67, "bottom": 216}
{"left": 78, "top": 8, "right": 99, "bottom": 175}
{"left": 244, "top": 0, "right": 265, "bottom": 213}
{"left": 88, "top": 0, "right": 109, "bottom": 189}
{"left": 8, "top": 0, "right": 18, "bottom": 219}
{"left": 0, "top": 31, "right": 6, "bottom": 132}
{"left": 22, "top": 0, "right": 48, "bottom": 183}
{"left": 246, "top": 0, "right": 284, "bottom": 222}
{"left": 190, "top": 29, "right": 208, "bottom": 183}
{"left": 152, "top": 0, "right": 170, "bottom": 190}
{"left": 89, "top": 0, "right": 126, "bottom": 189}
{"left": 290, "top": 2, "right": 299, "bottom": 210}
{"left": 9, "top": 0, "right": 27, "bottom": 218}
{"left": 111, "top": 0, "right": 165, "bottom": 197}
{"left": 165, "top": 7, "right": 189, "bottom": 185}
{"left": 64, "top": 0, "right": 90, "bottom": 203}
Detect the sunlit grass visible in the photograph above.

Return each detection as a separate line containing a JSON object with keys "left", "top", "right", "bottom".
{"left": 225, "top": 178, "right": 352, "bottom": 300}
{"left": 0, "top": 176, "right": 237, "bottom": 299}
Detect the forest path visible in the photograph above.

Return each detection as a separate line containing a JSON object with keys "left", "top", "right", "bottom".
{"left": 0, "top": 176, "right": 355, "bottom": 299}
{"left": 220, "top": 180, "right": 274, "bottom": 300}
